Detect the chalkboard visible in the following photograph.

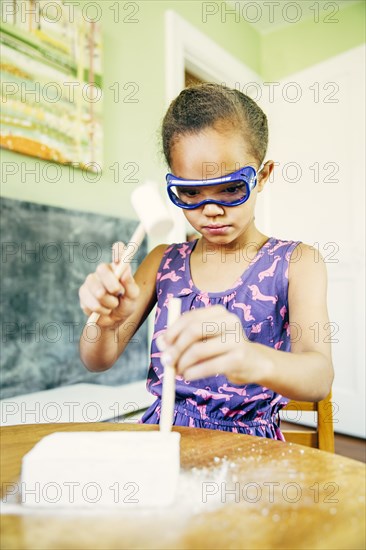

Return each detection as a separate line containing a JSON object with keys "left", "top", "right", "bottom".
{"left": 0, "top": 197, "right": 149, "bottom": 399}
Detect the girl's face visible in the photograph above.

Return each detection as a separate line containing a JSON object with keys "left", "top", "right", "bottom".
{"left": 170, "top": 127, "right": 271, "bottom": 245}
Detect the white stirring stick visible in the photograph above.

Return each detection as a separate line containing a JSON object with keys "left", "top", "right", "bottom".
{"left": 86, "top": 223, "right": 146, "bottom": 325}
{"left": 160, "top": 298, "right": 181, "bottom": 432}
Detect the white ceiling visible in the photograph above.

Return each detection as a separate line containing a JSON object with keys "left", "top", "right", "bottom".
{"left": 226, "top": 0, "right": 362, "bottom": 34}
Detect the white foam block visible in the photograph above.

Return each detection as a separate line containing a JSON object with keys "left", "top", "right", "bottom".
{"left": 20, "top": 431, "right": 180, "bottom": 508}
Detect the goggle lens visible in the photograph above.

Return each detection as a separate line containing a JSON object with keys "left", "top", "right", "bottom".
{"left": 169, "top": 180, "right": 248, "bottom": 207}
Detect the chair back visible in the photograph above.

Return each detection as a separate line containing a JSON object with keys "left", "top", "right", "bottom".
{"left": 281, "top": 393, "right": 334, "bottom": 452}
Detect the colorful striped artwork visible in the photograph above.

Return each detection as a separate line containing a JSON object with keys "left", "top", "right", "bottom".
{"left": 0, "top": 0, "right": 103, "bottom": 171}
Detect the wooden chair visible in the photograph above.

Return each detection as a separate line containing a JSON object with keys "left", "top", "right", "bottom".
{"left": 281, "top": 392, "right": 334, "bottom": 452}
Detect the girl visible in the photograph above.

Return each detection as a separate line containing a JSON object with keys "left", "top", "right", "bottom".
{"left": 79, "top": 84, "right": 333, "bottom": 439}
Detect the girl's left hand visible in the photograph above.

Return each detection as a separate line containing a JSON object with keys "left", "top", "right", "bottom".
{"left": 157, "top": 305, "right": 257, "bottom": 385}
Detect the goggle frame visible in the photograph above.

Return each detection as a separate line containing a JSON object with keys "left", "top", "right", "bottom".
{"left": 166, "top": 165, "right": 258, "bottom": 209}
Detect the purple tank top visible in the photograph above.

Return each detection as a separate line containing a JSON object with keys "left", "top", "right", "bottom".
{"left": 140, "top": 237, "right": 301, "bottom": 439}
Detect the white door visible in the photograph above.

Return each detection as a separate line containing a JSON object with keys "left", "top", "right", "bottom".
{"left": 263, "top": 45, "right": 365, "bottom": 437}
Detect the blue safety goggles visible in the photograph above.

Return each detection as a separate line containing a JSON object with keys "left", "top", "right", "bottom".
{"left": 166, "top": 166, "right": 258, "bottom": 209}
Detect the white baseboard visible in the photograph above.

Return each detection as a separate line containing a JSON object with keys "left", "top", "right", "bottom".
{"left": 0, "top": 381, "right": 155, "bottom": 426}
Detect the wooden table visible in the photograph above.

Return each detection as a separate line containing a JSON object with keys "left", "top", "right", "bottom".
{"left": 1, "top": 423, "right": 365, "bottom": 550}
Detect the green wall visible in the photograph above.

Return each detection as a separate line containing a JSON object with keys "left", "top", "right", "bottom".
{"left": 262, "top": 1, "right": 365, "bottom": 81}
{"left": 1, "top": 0, "right": 364, "bottom": 220}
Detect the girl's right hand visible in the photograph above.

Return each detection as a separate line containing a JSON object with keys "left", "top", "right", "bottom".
{"left": 78, "top": 241, "right": 140, "bottom": 328}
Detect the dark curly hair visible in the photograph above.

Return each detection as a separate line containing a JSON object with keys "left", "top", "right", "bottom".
{"left": 162, "top": 83, "right": 268, "bottom": 168}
